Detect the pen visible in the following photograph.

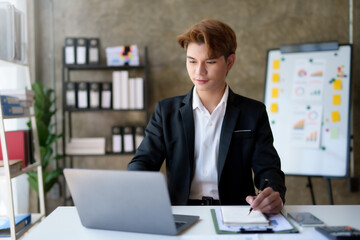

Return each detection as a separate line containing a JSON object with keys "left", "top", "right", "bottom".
{"left": 248, "top": 179, "right": 269, "bottom": 215}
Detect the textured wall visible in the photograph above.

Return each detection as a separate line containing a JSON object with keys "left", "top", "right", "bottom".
{"left": 35, "top": 0, "right": 360, "bottom": 206}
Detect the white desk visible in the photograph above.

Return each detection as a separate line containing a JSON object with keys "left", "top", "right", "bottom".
{"left": 22, "top": 205, "right": 360, "bottom": 240}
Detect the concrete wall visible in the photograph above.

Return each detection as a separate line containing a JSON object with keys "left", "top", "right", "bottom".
{"left": 34, "top": 0, "right": 360, "bottom": 208}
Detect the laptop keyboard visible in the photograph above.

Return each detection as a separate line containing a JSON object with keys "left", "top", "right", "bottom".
{"left": 175, "top": 221, "right": 186, "bottom": 229}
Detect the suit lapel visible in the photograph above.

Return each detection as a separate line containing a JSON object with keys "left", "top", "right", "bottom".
{"left": 179, "top": 89, "right": 195, "bottom": 180}
{"left": 218, "top": 89, "right": 241, "bottom": 182}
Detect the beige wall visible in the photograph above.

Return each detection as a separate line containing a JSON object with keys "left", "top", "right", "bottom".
{"left": 35, "top": 0, "right": 360, "bottom": 208}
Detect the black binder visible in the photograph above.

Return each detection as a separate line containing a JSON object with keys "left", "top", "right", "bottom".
{"left": 76, "top": 38, "right": 87, "bottom": 65}
{"left": 89, "top": 82, "right": 100, "bottom": 109}
{"left": 101, "top": 83, "right": 112, "bottom": 109}
{"left": 111, "top": 126, "right": 123, "bottom": 153}
{"left": 88, "top": 38, "right": 100, "bottom": 65}
{"left": 65, "top": 82, "right": 77, "bottom": 108}
{"left": 64, "top": 38, "right": 76, "bottom": 65}
{"left": 123, "top": 126, "right": 134, "bottom": 153}
{"left": 77, "top": 82, "right": 89, "bottom": 109}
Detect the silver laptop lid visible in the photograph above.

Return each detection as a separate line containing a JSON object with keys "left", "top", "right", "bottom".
{"left": 64, "top": 169, "right": 179, "bottom": 235}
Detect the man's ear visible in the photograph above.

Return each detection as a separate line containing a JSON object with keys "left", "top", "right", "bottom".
{"left": 227, "top": 54, "right": 236, "bottom": 72}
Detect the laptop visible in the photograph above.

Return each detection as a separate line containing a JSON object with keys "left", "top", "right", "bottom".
{"left": 63, "top": 168, "right": 199, "bottom": 235}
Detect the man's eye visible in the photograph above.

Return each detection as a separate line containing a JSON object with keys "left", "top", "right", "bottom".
{"left": 188, "top": 60, "right": 196, "bottom": 63}
{"left": 207, "top": 61, "right": 216, "bottom": 64}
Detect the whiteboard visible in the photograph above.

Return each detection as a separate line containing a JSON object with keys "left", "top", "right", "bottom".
{"left": 264, "top": 44, "right": 352, "bottom": 178}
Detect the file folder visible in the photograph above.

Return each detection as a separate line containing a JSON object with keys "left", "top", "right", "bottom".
{"left": 89, "top": 83, "right": 100, "bottom": 109}
{"left": 101, "top": 83, "right": 112, "bottom": 109}
{"left": 88, "top": 38, "right": 100, "bottom": 65}
{"left": 64, "top": 38, "right": 76, "bottom": 65}
{"left": 77, "top": 82, "right": 89, "bottom": 109}
{"left": 76, "top": 38, "right": 87, "bottom": 65}
{"left": 112, "top": 71, "right": 121, "bottom": 110}
{"left": 123, "top": 126, "right": 134, "bottom": 153}
{"left": 65, "top": 82, "right": 76, "bottom": 108}
{"left": 135, "top": 77, "right": 144, "bottom": 109}
{"left": 112, "top": 126, "right": 122, "bottom": 153}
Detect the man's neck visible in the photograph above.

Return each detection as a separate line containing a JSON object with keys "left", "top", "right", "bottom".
{"left": 197, "top": 85, "right": 226, "bottom": 114}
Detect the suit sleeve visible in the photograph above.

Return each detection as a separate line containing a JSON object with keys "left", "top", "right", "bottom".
{"left": 127, "top": 102, "right": 166, "bottom": 171}
{"left": 252, "top": 104, "right": 286, "bottom": 203}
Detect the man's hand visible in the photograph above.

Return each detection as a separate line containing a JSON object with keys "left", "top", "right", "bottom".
{"left": 246, "top": 187, "right": 283, "bottom": 214}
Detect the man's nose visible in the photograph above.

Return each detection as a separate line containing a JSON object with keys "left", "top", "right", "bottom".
{"left": 195, "top": 63, "right": 207, "bottom": 75}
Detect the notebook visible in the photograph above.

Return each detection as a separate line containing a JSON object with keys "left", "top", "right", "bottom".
{"left": 63, "top": 168, "right": 199, "bottom": 235}
{"left": 221, "top": 206, "right": 269, "bottom": 226}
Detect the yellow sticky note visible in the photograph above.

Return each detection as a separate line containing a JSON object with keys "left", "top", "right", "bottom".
{"left": 333, "top": 94, "right": 341, "bottom": 105}
{"left": 333, "top": 79, "right": 342, "bottom": 90}
{"left": 331, "top": 111, "right": 340, "bottom": 122}
{"left": 270, "top": 103, "right": 278, "bottom": 113}
{"left": 272, "top": 73, "right": 280, "bottom": 82}
{"left": 273, "top": 59, "right": 280, "bottom": 70}
{"left": 271, "top": 88, "right": 279, "bottom": 98}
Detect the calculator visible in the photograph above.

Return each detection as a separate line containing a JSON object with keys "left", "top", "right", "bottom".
{"left": 315, "top": 226, "right": 360, "bottom": 240}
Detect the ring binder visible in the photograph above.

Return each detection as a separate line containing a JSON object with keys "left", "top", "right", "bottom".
{"left": 64, "top": 38, "right": 76, "bottom": 65}
{"left": 112, "top": 126, "right": 122, "bottom": 153}
{"left": 88, "top": 38, "right": 100, "bottom": 65}
{"left": 76, "top": 38, "right": 87, "bottom": 65}
{"left": 77, "top": 82, "right": 89, "bottom": 109}
{"left": 89, "top": 83, "right": 100, "bottom": 109}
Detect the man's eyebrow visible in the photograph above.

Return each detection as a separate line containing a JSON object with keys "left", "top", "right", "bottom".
{"left": 186, "top": 56, "right": 216, "bottom": 60}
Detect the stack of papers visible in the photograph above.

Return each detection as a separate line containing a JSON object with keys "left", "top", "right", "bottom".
{"left": 212, "top": 207, "right": 297, "bottom": 233}
{"left": 221, "top": 207, "right": 269, "bottom": 227}
{"left": 66, "top": 138, "right": 106, "bottom": 155}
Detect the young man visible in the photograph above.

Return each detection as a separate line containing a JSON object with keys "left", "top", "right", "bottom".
{"left": 127, "top": 18, "right": 285, "bottom": 213}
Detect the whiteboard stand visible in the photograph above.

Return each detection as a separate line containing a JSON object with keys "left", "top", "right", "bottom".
{"left": 306, "top": 177, "right": 316, "bottom": 205}
{"left": 264, "top": 42, "right": 352, "bottom": 205}
{"left": 327, "top": 178, "right": 334, "bottom": 205}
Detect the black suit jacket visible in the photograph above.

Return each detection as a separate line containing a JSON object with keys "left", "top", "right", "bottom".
{"left": 127, "top": 87, "right": 286, "bottom": 205}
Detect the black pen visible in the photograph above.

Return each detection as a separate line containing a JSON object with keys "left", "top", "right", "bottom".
{"left": 248, "top": 179, "right": 269, "bottom": 215}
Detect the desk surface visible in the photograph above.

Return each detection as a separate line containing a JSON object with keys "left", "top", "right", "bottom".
{"left": 22, "top": 205, "right": 360, "bottom": 240}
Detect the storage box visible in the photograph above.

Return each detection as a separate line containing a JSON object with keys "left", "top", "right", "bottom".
{"left": 106, "top": 45, "right": 139, "bottom": 66}
{"left": 0, "top": 2, "right": 25, "bottom": 62}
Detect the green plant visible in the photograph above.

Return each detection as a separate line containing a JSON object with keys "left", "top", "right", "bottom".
{"left": 27, "top": 81, "right": 63, "bottom": 193}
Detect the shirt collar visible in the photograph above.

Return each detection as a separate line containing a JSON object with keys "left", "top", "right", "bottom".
{"left": 192, "top": 85, "right": 229, "bottom": 111}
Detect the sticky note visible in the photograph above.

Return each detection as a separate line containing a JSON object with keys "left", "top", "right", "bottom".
{"left": 333, "top": 79, "right": 342, "bottom": 90}
{"left": 331, "top": 111, "right": 340, "bottom": 122}
{"left": 270, "top": 103, "right": 278, "bottom": 113}
{"left": 273, "top": 59, "right": 280, "bottom": 70}
{"left": 332, "top": 94, "right": 341, "bottom": 105}
{"left": 330, "top": 128, "right": 339, "bottom": 139}
{"left": 272, "top": 73, "right": 280, "bottom": 82}
{"left": 271, "top": 88, "right": 279, "bottom": 98}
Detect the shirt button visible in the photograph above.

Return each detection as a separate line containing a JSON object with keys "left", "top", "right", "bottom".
{"left": 209, "top": 122, "right": 213, "bottom": 126}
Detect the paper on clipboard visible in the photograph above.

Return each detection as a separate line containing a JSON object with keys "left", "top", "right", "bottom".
{"left": 214, "top": 208, "right": 295, "bottom": 233}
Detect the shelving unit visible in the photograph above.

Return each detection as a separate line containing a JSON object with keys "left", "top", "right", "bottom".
{"left": 61, "top": 46, "right": 149, "bottom": 205}
{"left": 0, "top": 59, "right": 45, "bottom": 240}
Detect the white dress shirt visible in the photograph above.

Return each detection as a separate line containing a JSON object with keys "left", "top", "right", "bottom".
{"left": 189, "top": 85, "right": 229, "bottom": 200}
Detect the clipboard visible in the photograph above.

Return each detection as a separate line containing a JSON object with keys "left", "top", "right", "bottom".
{"left": 210, "top": 208, "right": 299, "bottom": 234}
